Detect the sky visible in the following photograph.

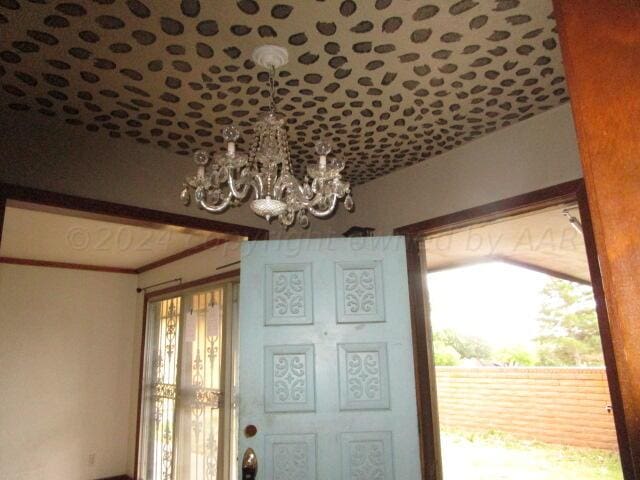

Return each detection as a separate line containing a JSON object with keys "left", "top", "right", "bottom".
{"left": 426, "top": 261, "right": 551, "bottom": 349}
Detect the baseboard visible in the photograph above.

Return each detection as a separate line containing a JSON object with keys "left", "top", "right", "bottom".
{"left": 95, "top": 476, "right": 133, "bottom": 480}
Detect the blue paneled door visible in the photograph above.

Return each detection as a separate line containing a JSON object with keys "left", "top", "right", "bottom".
{"left": 238, "top": 237, "right": 421, "bottom": 479}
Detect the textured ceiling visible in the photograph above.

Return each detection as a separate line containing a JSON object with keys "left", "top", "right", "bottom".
{"left": 0, "top": 0, "right": 568, "bottom": 185}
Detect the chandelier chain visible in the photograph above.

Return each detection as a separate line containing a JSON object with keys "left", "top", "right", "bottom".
{"left": 268, "top": 66, "right": 277, "bottom": 113}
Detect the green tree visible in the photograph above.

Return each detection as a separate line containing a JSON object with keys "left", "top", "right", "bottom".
{"left": 495, "top": 346, "right": 538, "bottom": 366}
{"left": 433, "top": 329, "right": 492, "bottom": 362}
{"left": 433, "top": 341, "right": 461, "bottom": 366}
{"left": 535, "top": 278, "right": 603, "bottom": 366}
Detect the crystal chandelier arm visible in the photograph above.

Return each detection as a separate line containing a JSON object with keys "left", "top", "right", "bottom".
{"left": 273, "top": 175, "right": 302, "bottom": 200}
{"left": 308, "top": 194, "right": 338, "bottom": 218}
{"left": 228, "top": 170, "right": 252, "bottom": 199}
{"left": 197, "top": 191, "right": 233, "bottom": 213}
{"left": 251, "top": 173, "right": 264, "bottom": 198}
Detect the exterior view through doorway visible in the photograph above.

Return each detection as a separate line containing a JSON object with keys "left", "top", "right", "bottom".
{"left": 424, "top": 202, "right": 622, "bottom": 479}
{"left": 395, "top": 180, "right": 630, "bottom": 480}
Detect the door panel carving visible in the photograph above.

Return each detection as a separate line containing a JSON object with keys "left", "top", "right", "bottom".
{"left": 338, "top": 343, "right": 390, "bottom": 411}
{"left": 336, "top": 261, "right": 385, "bottom": 323}
{"left": 341, "top": 431, "right": 394, "bottom": 480}
{"left": 264, "top": 434, "right": 317, "bottom": 480}
{"left": 264, "top": 345, "right": 316, "bottom": 412}
{"left": 265, "top": 263, "right": 313, "bottom": 325}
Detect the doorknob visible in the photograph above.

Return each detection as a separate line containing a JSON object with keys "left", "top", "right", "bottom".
{"left": 242, "top": 448, "right": 258, "bottom": 480}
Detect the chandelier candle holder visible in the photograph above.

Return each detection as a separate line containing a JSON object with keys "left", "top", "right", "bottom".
{"left": 180, "top": 45, "right": 354, "bottom": 229}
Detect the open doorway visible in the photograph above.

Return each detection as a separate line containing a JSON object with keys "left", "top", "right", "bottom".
{"left": 0, "top": 187, "right": 264, "bottom": 480}
{"left": 423, "top": 202, "right": 622, "bottom": 479}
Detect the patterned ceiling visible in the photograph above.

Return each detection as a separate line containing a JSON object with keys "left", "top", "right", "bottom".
{"left": 0, "top": 0, "right": 568, "bottom": 185}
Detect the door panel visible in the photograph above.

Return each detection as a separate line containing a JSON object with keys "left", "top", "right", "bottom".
{"left": 238, "top": 237, "right": 420, "bottom": 479}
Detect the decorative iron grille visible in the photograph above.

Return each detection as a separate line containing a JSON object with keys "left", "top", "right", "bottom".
{"left": 139, "top": 288, "right": 226, "bottom": 480}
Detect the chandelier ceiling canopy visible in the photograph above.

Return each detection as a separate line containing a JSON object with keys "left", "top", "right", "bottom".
{"left": 181, "top": 45, "right": 353, "bottom": 228}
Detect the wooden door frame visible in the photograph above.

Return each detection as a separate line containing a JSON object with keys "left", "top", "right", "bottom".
{"left": 394, "top": 178, "right": 633, "bottom": 480}
{"left": 0, "top": 182, "right": 268, "bottom": 480}
{"left": 552, "top": 2, "right": 640, "bottom": 477}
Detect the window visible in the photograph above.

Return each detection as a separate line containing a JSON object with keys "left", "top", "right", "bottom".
{"left": 137, "top": 284, "right": 236, "bottom": 480}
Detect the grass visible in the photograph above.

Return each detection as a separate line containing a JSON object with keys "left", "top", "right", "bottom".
{"left": 441, "top": 429, "right": 623, "bottom": 480}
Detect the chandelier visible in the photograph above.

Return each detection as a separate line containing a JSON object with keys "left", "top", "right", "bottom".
{"left": 180, "top": 45, "right": 354, "bottom": 228}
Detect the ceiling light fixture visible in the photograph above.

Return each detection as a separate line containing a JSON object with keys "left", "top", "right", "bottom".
{"left": 180, "top": 45, "right": 354, "bottom": 229}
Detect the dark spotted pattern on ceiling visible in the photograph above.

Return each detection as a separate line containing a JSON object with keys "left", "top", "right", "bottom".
{"left": 0, "top": 0, "right": 568, "bottom": 185}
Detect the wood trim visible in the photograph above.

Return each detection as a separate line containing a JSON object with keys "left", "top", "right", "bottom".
{"left": 395, "top": 179, "right": 582, "bottom": 237}
{"left": 0, "top": 256, "right": 137, "bottom": 274}
{"left": 0, "top": 183, "right": 268, "bottom": 241}
{"left": 553, "top": 2, "right": 640, "bottom": 475}
{"left": 133, "top": 268, "right": 240, "bottom": 480}
{"left": 135, "top": 237, "right": 228, "bottom": 273}
{"left": 578, "top": 184, "right": 633, "bottom": 476}
{"left": 405, "top": 235, "right": 441, "bottom": 480}
{"left": 0, "top": 196, "right": 6, "bottom": 248}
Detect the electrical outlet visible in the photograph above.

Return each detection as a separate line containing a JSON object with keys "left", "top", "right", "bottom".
{"left": 88, "top": 453, "right": 96, "bottom": 467}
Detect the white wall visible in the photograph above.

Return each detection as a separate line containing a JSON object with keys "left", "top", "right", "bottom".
{"left": 0, "top": 240, "right": 239, "bottom": 480}
{"left": 0, "top": 264, "right": 138, "bottom": 480}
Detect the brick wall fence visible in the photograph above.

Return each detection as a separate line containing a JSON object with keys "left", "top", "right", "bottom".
{"left": 435, "top": 367, "right": 618, "bottom": 450}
